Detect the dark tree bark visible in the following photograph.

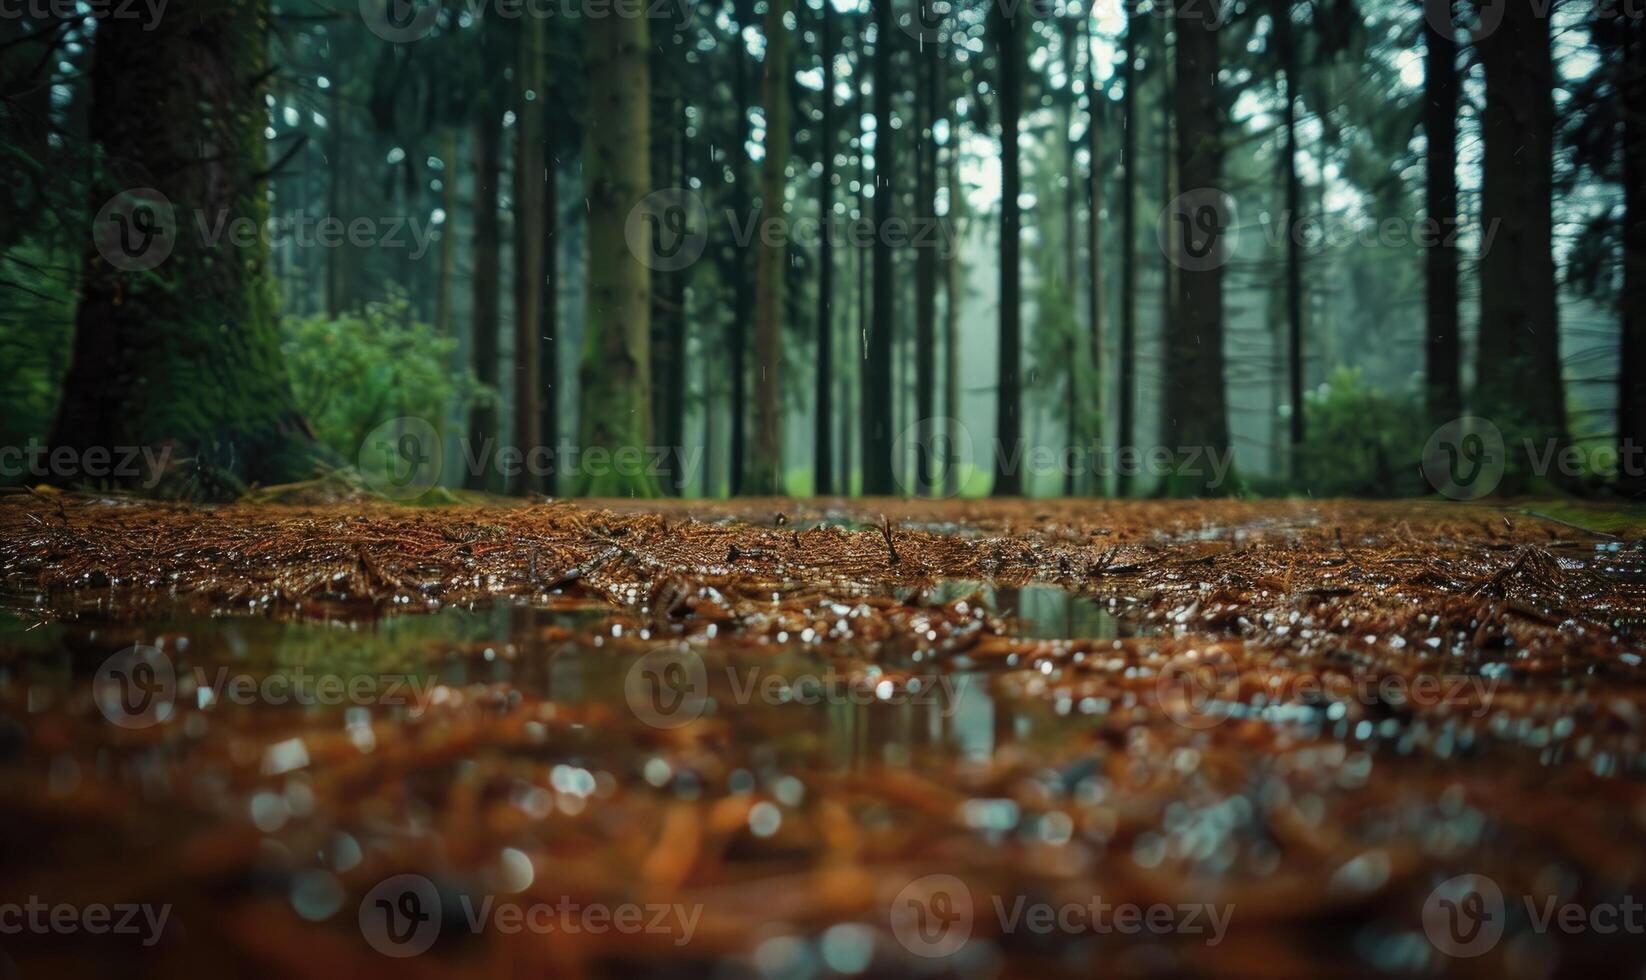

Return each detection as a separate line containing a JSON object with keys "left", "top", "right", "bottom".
{"left": 729, "top": 19, "right": 753, "bottom": 494}
{"left": 665, "top": 100, "right": 688, "bottom": 495}
{"left": 540, "top": 105, "right": 560, "bottom": 497}
{"left": 862, "top": 0, "right": 896, "bottom": 495}
{"left": 1117, "top": 0, "right": 1138, "bottom": 497}
{"left": 326, "top": 81, "right": 346, "bottom": 317}
{"left": 815, "top": 0, "right": 837, "bottom": 496}
{"left": 914, "top": 24, "right": 940, "bottom": 496}
{"left": 1619, "top": 18, "right": 1645, "bottom": 496}
{"left": 1476, "top": 0, "right": 1566, "bottom": 482}
{"left": 1084, "top": 11, "right": 1104, "bottom": 495}
{"left": 578, "top": 9, "right": 659, "bottom": 496}
{"left": 511, "top": 15, "right": 545, "bottom": 497}
{"left": 1164, "top": 0, "right": 1231, "bottom": 496}
{"left": 1423, "top": 11, "right": 1460, "bottom": 433}
{"left": 467, "top": 108, "right": 503, "bottom": 492}
{"left": 1062, "top": 15, "right": 1080, "bottom": 497}
{"left": 748, "top": 0, "right": 789, "bottom": 495}
{"left": 991, "top": 0, "right": 1023, "bottom": 496}
{"left": 944, "top": 122, "right": 964, "bottom": 499}
{"left": 436, "top": 130, "right": 459, "bottom": 338}
{"left": 1274, "top": 0, "right": 1304, "bottom": 475}
{"left": 51, "top": 0, "right": 321, "bottom": 499}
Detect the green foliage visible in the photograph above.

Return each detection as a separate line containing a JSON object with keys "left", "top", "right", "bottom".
{"left": 280, "top": 296, "right": 491, "bottom": 464}
{"left": 1296, "top": 367, "right": 1427, "bottom": 497}
{"left": 0, "top": 247, "right": 76, "bottom": 456}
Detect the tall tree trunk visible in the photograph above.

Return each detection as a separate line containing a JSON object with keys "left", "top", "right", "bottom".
{"left": 1085, "top": 10, "right": 1104, "bottom": 495}
{"left": 666, "top": 101, "right": 688, "bottom": 494}
{"left": 1062, "top": 15, "right": 1080, "bottom": 497}
{"left": 944, "top": 125, "right": 964, "bottom": 498}
{"left": 914, "top": 27, "right": 940, "bottom": 496}
{"left": 51, "top": 0, "right": 320, "bottom": 498}
{"left": 748, "top": 0, "right": 789, "bottom": 495}
{"left": 436, "top": 130, "right": 460, "bottom": 338}
{"left": 511, "top": 15, "right": 545, "bottom": 496}
{"left": 730, "top": 30, "right": 753, "bottom": 494}
{"left": 1618, "top": 18, "right": 1645, "bottom": 497}
{"left": 1117, "top": 0, "right": 1138, "bottom": 497}
{"left": 1163, "top": 0, "right": 1230, "bottom": 496}
{"left": 468, "top": 109, "right": 503, "bottom": 491}
{"left": 578, "top": 10, "right": 659, "bottom": 496}
{"left": 1274, "top": 0, "right": 1304, "bottom": 477}
{"left": 991, "top": 0, "right": 1023, "bottom": 496}
{"left": 815, "top": 0, "right": 837, "bottom": 496}
{"left": 326, "top": 82, "right": 346, "bottom": 317}
{"left": 1476, "top": 0, "right": 1565, "bottom": 485}
{"left": 862, "top": 0, "right": 896, "bottom": 494}
{"left": 1423, "top": 13, "right": 1460, "bottom": 434}
{"left": 1159, "top": 19, "right": 1175, "bottom": 416}
{"left": 540, "top": 105, "right": 560, "bottom": 496}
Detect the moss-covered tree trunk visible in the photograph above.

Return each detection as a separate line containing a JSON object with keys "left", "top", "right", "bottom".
{"left": 50, "top": 0, "right": 319, "bottom": 498}
{"left": 814, "top": 0, "right": 836, "bottom": 497}
{"left": 578, "top": 11, "right": 659, "bottom": 497}
{"left": 748, "top": 0, "right": 789, "bottom": 495}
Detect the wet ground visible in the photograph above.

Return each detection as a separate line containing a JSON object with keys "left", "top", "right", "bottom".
{"left": 2, "top": 494, "right": 1645, "bottom": 977}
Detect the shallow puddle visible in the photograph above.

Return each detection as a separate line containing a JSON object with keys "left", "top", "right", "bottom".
{"left": 904, "top": 579, "right": 1145, "bottom": 640}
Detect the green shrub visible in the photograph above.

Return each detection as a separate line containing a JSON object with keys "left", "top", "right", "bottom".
{"left": 1297, "top": 367, "right": 1428, "bottom": 497}
{"left": 280, "top": 297, "right": 491, "bottom": 466}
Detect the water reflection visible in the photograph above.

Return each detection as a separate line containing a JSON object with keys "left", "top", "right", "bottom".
{"left": 906, "top": 579, "right": 1143, "bottom": 640}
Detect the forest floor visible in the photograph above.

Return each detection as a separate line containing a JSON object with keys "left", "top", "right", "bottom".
{"left": 2, "top": 492, "right": 1646, "bottom": 977}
